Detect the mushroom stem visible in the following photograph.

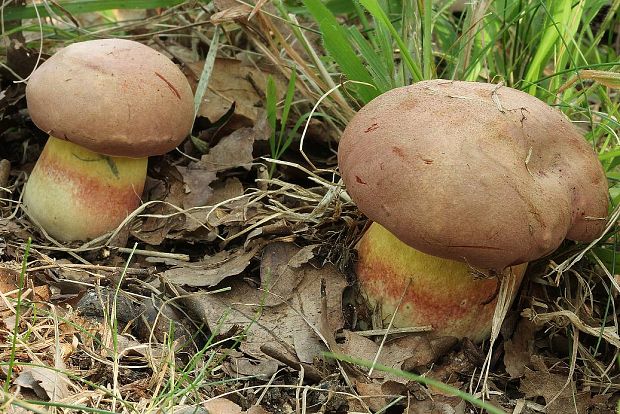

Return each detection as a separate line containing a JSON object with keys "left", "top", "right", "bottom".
{"left": 356, "top": 222, "right": 527, "bottom": 342}
{"left": 23, "top": 137, "right": 147, "bottom": 241}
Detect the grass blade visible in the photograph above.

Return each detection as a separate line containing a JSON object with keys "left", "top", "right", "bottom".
{"left": 193, "top": 26, "right": 220, "bottom": 119}
{"left": 348, "top": 26, "right": 392, "bottom": 92}
{"left": 279, "top": 70, "right": 297, "bottom": 145}
{"left": 2, "top": 0, "right": 185, "bottom": 21}
{"left": 328, "top": 353, "right": 507, "bottom": 414}
{"left": 358, "top": 0, "right": 423, "bottom": 81}
{"left": 422, "top": 0, "right": 433, "bottom": 79}
{"left": 303, "top": 0, "right": 378, "bottom": 103}
{"left": 266, "top": 76, "right": 278, "bottom": 158}
{"left": 524, "top": 0, "right": 570, "bottom": 94}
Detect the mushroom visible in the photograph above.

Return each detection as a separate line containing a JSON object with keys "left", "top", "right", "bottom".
{"left": 23, "top": 39, "right": 194, "bottom": 241}
{"left": 338, "top": 80, "right": 609, "bottom": 341}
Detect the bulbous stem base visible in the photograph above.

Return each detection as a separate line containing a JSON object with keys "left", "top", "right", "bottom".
{"left": 23, "top": 137, "right": 147, "bottom": 241}
{"left": 356, "top": 222, "right": 527, "bottom": 342}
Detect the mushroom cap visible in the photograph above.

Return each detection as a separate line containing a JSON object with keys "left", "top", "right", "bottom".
{"left": 338, "top": 80, "right": 609, "bottom": 270}
{"left": 26, "top": 39, "right": 194, "bottom": 158}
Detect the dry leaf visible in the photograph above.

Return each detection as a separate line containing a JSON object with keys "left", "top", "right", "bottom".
{"left": 340, "top": 330, "right": 454, "bottom": 383}
{"left": 354, "top": 380, "right": 397, "bottom": 412}
{"left": 14, "top": 365, "right": 71, "bottom": 401}
{"left": 405, "top": 396, "right": 466, "bottom": 414}
{"left": 176, "top": 165, "right": 217, "bottom": 209}
{"left": 223, "top": 356, "right": 279, "bottom": 379}
{"left": 183, "top": 244, "right": 346, "bottom": 362}
{"left": 188, "top": 58, "right": 286, "bottom": 126}
{"left": 503, "top": 318, "right": 537, "bottom": 378}
{"left": 0, "top": 265, "right": 19, "bottom": 294}
{"left": 0, "top": 264, "right": 51, "bottom": 312}
{"left": 259, "top": 242, "right": 317, "bottom": 306}
{"left": 132, "top": 171, "right": 186, "bottom": 245}
{"left": 203, "top": 398, "right": 243, "bottom": 414}
{"left": 0, "top": 219, "right": 31, "bottom": 240}
{"left": 162, "top": 244, "right": 262, "bottom": 287}
{"left": 199, "top": 127, "right": 261, "bottom": 172}
{"left": 210, "top": 177, "right": 245, "bottom": 205}
{"left": 133, "top": 161, "right": 219, "bottom": 244}
{"left": 519, "top": 356, "right": 591, "bottom": 414}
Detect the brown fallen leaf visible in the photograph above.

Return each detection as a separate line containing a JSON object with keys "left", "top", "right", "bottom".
{"left": 0, "top": 219, "right": 31, "bottom": 240}
{"left": 162, "top": 243, "right": 263, "bottom": 287}
{"left": 170, "top": 177, "right": 246, "bottom": 241}
{"left": 354, "top": 380, "right": 402, "bottom": 412}
{"left": 206, "top": 199, "right": 260, "bottom": 228}
{"left": 519, "top": 356, "right": 591, "bottom": 414}
{"left": 223, "top": 356, "right": 279, "bottom": 380}
{"left": 405, "top": 396, "right": 466, "bottom": 414}
{"left": 0, "top": 265, "right": 19, "bottom": 294}
{"left": 132, "top": 159, "right": 225, "bottom": 244}
{"left": 197, "top": 399, "right": 271, "bottom": 414}
{"left": 188, "top": 58, "right": 286, "bottom": 126}
{"left": 503, "top": 317, "right": 537, "bottom": 378}
{"left": 0, "top": 263, "right": 51, "bottom": 313}
{"left": 198, "top": 127, "right": 265, "bottom": 173}
{"left": 259, "top": 242, "right": 318, "bottom": 306}
{"left": 203, "top": 398, "right": 243, "bottom": 414}
{"left": 132, "top": 169, "right": 187, "bottom": 245}
{"left": 182, "top": 243, "right": 346, "bottom": 363}
{"left": 176, "top": 165, "right": 217, "bottom": 209}
{"left": 340, "top": 330, "right": 456, "bottom": 383}
{"left": 14, "top": 365, "right": 71, "bottom": 401}
{"left": 210, "top": 177, "right": 245, "bottom": 205}
{"left": 135, "top": 118, "right": 269, "bottom": 243}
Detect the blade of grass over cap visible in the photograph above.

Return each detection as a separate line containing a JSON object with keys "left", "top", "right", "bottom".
{"left": 2, "top": 0, "right": 185, "bottom": 21}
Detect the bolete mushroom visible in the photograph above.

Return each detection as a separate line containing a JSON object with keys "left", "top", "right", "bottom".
{"left": 23, "top": 39, "right": 194, "bottom": 241}
{"left": 338, "top": 80, "right": 609, "bottom": 341}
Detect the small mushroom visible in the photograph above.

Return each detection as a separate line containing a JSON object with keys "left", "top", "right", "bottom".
{"left": 23, "top": 39, "right": 194, "bottom": 241}
{"left": 338, "top": 80, "right": 609, "bottom": 341}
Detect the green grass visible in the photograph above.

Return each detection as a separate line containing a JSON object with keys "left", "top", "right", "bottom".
{"left": 330, "top": 353, "right": 507, "bottom": 414}
{"left": 1, "top": 0, "right": 185, "bottom": 21}
{"left": 270, "top": 0, "right": 620, "bottom": 253}
{"left": 4, "top": 238, "right": 30, "bottom": 395}
{"left": 0, "top": 242, "right": 251, "bottom": 413}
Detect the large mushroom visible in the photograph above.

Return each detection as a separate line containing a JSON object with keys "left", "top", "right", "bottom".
{"left": 338, "top": 80, "right": 609, "bottom": 341}
{"left": 23, "top": 39, "right": 194, "bottom": 241}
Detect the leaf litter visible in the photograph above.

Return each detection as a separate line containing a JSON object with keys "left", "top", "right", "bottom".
{"left": 0, "top": 6, "right": 619, "bottom": 413}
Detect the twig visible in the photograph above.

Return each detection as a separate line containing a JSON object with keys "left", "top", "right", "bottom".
{"left": 113, "top": 247, "right": 190, "bottom": 262}
{"left": 27, "top": 263, "right": 150, "bottom": 276}
{"left": 335, "top": 325, "right": 432, "bottom": 338}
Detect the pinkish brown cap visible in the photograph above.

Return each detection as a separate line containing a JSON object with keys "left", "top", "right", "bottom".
{"left": 338, "top": 80, "right": 609, "bottom": 270}
{"left": 26, "top": 38, "right": 194, "bottom": 158}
